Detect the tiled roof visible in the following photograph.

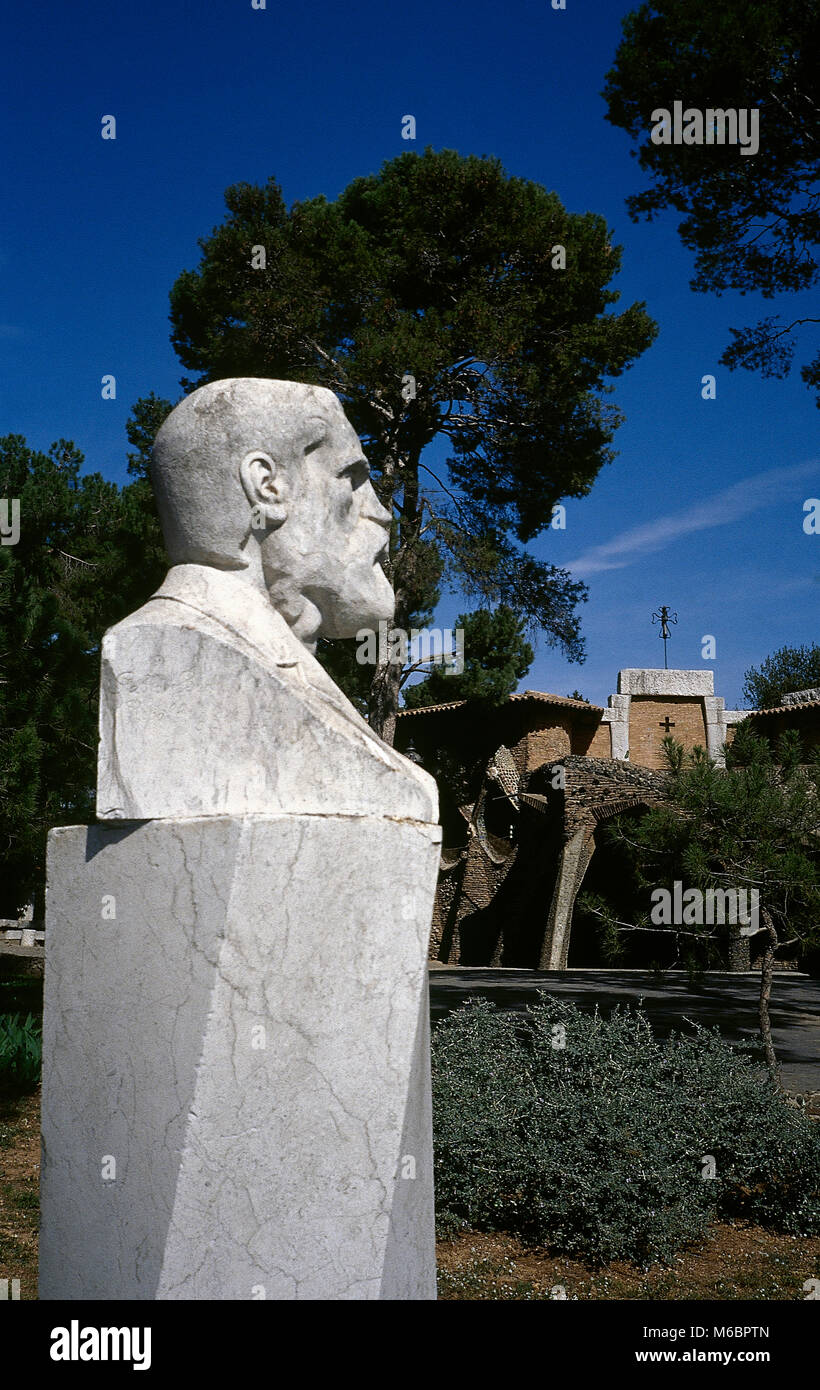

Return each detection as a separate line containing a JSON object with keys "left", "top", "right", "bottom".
{"left": 750, "top": 700, "right": 820, "bottom": 716}
{"left": 397, "top": 689, "right": 604, "bottom": 717}
{"left": 396, "top": 698, "right": 469, "bottom": 716}
{"left": 510, "top": 690, "right": 603, "bottom": 712}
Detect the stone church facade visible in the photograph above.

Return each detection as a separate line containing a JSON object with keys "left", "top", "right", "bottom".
{"left": 569, "top": 667, "right": 747, "bottom": 768}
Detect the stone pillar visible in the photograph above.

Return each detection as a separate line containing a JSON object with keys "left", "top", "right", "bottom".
{"left": 704, "top": 695, "right": 727, "bottom": 765}
{"left": 606, "top": 694, "right": 631, "bottom": 760}
{"left": 538, "top": 825, "right": 596, "bottom": 970}
{"left": 40, "top": 814, "right": 441, "bottom": 1301}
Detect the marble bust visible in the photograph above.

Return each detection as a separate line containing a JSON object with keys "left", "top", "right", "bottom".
{"left": 97, "top": 378, "right": 437, "bottom": 823}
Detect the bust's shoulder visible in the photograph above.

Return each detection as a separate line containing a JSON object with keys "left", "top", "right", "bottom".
{"left": 102, "top": 595, "right": 248, "bottom": 659}
{"left": 103, "top": 565, "right": 307, "bottom": 672}
{"left": 106, "top": 594, "right": 197, "bottom": 630}
{"left": 97, "top": 574, "right": 438, "bottom": 825}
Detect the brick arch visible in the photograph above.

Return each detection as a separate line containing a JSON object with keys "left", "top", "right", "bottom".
{"left": 587, "top": 793, "right": 664, "bottom": 824}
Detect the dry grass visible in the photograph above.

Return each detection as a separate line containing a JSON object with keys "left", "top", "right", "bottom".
{"left": 437, "top": 1226, "right": 820, "bottom": 1300}
{"left": 0, "top": 1087, "right": 40, "bottom": 1300}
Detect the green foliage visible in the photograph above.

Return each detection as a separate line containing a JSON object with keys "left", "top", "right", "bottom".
{"left": 402, "top": 605, "right": 533, "bottom": 709}
{"left": 725, "top": 718, "right": 773, "bottom": 767}
{"left": 167, "top": 148, "right": 658, "bottom": 726}
{"left": 432, "top": 996, "right": 820, "bottom": 1264}
{"left": 0, "top": 435, "right": 167, "bottom": 914}
{"left": 606, "top": 734, "right": 820, "bottom": 969}
{"left": 775, "top": 728, "right": 804, "bottom": 776}
{"left": 742, "top": 643, "right": 820, "bottom": 709}
{"left": 125, "top": 392, "right": 176, "bottom": 480}
{"left": 661, "top": 732, "right": 684, "bottom": 772}
{"left": 0, "top": 1013, "right": 42, "bottom": 1091}
{"left": 575, "top": 888, "right": 649, "bottom": 965}
{"left": 603, "top": 0, "right": 820, "bottom": 400}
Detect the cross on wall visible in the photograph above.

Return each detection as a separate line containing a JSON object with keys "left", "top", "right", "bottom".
{"left": 659, "top": 716, "right": 676, "bottom": 733}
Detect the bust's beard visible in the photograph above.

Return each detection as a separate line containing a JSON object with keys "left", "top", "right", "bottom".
{"left": 257, "top": 581, "right": 322, "bottom": 650}
{"left": 262, "top": 546, "right": 395, "bottom": 648}
{"left": 312, "top": 564, "right": 396, "bottom": 641}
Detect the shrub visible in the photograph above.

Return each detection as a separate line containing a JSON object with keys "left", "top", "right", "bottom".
{"left": 0, "top": 1012, "right": 42, "bottom": 1091}
{"left": 431, "top": 996, "right": 820, "bottom": 1266}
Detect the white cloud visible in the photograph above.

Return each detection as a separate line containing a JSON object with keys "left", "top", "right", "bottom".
{"left": 567, "top": 461, "right": 820, "bottom": 577}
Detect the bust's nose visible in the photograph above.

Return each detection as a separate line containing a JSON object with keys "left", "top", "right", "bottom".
{"left": 361, "top": 483, "right": 391, "bottom": 528}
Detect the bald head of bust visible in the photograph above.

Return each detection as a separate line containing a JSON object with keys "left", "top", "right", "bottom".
{"left": 151, "top": 378, "right": 394, "bottom": 648}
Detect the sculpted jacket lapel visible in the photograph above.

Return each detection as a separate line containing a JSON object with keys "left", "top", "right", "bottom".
{"left": 149, "top": 565, "right": 396, "bottom": 756}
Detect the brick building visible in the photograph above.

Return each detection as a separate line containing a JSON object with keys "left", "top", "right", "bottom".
{"left": 746, "top": 687, "right": 820, "bottom": 755}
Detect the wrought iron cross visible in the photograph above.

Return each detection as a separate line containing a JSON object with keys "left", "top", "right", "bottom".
{"left": 651, "top": 605, "right": 678, "bottom": 669}
{"left": 659, "top": 715, "right": 676, "bottom": 733}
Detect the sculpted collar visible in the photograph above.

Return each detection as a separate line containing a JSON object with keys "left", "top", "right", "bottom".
{"left": 150, "top": 562, "right": 371, "bottom": 725}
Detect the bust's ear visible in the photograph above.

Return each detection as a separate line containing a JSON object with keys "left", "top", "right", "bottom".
{"left": 239, "top": 451, "right": 287, "bottom": 528}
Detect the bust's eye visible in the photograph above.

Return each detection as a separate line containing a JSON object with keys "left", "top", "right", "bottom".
{"left": 342, "top": 459, "right": 370, "bottom": 487}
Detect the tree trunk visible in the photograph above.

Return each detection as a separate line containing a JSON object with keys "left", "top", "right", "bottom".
{"left": 367, "top": 443, "right": 424, "bottom": 746}
{"left": 369, "top": 655, "right": 402, "bottom": 746}
{"left": 758, "top": 908, "right": 783, "bottom": 1089}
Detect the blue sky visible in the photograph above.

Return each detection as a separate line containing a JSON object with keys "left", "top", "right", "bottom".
{"left": 3, "top": 0, "right": 817, "bottom": 709}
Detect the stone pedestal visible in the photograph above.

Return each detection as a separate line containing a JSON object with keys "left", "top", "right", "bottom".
{"left": 727, "top": 926, "right": 752, "bottom": 973}
{"left": 39, "top": 814, "right": 440, "bottom": 1301}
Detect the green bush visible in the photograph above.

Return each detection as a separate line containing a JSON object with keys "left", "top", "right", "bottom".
{"left": 431, "top": 996, "right": 820, "bottom": 1266}
{"left": 0, "top": 1012, "right": 43, "bottom": 1091}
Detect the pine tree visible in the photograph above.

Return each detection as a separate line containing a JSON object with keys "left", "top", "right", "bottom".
{"left": 402, "top": 606, "right": 533, "bottom": 709}
{"left": 161, "top": 148, "right": 657, "bottom": 741}
{"left": 0, "top": 435, "right": 166, "bottom": 915}
{"left": 597, "top": 732, "right": 820, "bottom": 1083}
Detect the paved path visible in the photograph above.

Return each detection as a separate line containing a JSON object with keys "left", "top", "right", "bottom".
{"left": 429, "top": 968, "right": 820, "bottom": 1095}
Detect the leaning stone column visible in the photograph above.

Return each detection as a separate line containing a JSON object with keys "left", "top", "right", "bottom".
{"left": 539, "top": 824, "right": 597, "bottom": 970}
{"left": 39, "top": 378, "right": 441, "bottom": 1300}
